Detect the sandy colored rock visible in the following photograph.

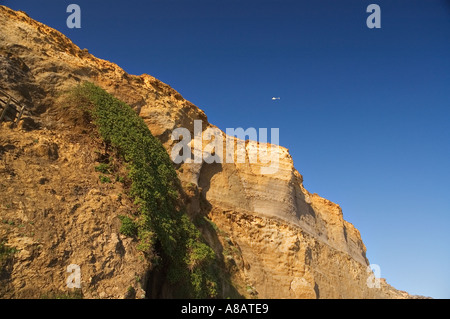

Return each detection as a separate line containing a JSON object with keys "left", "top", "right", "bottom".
{"left": 0, "top": 5, "right": 422, "bottom": 299}
{"left": 291, "top": 277, "right": 316, "bottom": 299}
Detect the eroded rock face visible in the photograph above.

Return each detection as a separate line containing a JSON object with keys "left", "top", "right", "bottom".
{"left": 0, "top": 126, "right": 149, "bottom": 299}
{"left": 209, "top": 209, "right": 412, "bottom": 298}
{"left": 0, "top": 5, "right": 412, "bottom": 298}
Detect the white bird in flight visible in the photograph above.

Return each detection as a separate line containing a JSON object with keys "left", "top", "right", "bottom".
{"left": 272, "top": 97, "right": 280, "bottom": 100}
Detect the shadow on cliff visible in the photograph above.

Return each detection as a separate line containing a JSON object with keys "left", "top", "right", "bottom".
{"left": 145, "top": 239, "right": 174, "bottom": 298}
{"left": 198, "top": 160, "right": 222, "bottom": 197}
{"left": 193, "top": 209, "right": 245, "bottom": 299}
{"left": 0, "top": 251, "right": 14, "bottom": 297}
{"left": 145, "top": 161, "right": 243, "bottom": 299}
{"left": 197, "top": 161, "right": 244, "bottom": 299}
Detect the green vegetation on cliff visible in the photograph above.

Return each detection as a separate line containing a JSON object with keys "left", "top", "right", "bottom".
{"left": 0, "top": 241, "right": 17, "bottom": 272}
{"left": 67, "top": 82, "right": 218, "bottom": 298}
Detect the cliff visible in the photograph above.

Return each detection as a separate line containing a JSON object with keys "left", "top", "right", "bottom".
{"left": 0, "top": 5, "right": 413, "bottom": 298}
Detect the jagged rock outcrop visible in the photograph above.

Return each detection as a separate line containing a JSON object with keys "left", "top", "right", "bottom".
{"left": 0, "top": 5, "right": 414, "bottom": 298}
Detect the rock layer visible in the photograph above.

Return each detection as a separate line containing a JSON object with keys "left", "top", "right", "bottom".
{"left": 0, "top": 5, "right": 413, "bottom": 298}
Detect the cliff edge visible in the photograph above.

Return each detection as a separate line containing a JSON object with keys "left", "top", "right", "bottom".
{"left": 0, "top": 5, "right": 416, "bottom": 298}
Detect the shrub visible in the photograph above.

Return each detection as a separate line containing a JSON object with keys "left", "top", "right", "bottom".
{"left": 99, "top": 175, "right": 111, "bottom": 184}
{"left": 94, "top": 163, "right": 111, "bottom": 174}
{"left": 0, "top": 241, "right": 17, "bottom": 271}
{"left": 118, "top": 215, "right": 138, "bottom": 237}
{"left": 115, "top": 175, "right": 125, "bottom": 183}
{"left": 67, "top": 82, "right": 219, "bottom": 298}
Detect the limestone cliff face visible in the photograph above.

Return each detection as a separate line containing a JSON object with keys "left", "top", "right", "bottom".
{"left": 0, "top": 5, "right": 412, "bottom": 298}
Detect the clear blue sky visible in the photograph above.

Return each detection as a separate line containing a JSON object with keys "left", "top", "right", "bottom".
{"left": 4, "top": 0, "right": 449, "bottom": 299}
